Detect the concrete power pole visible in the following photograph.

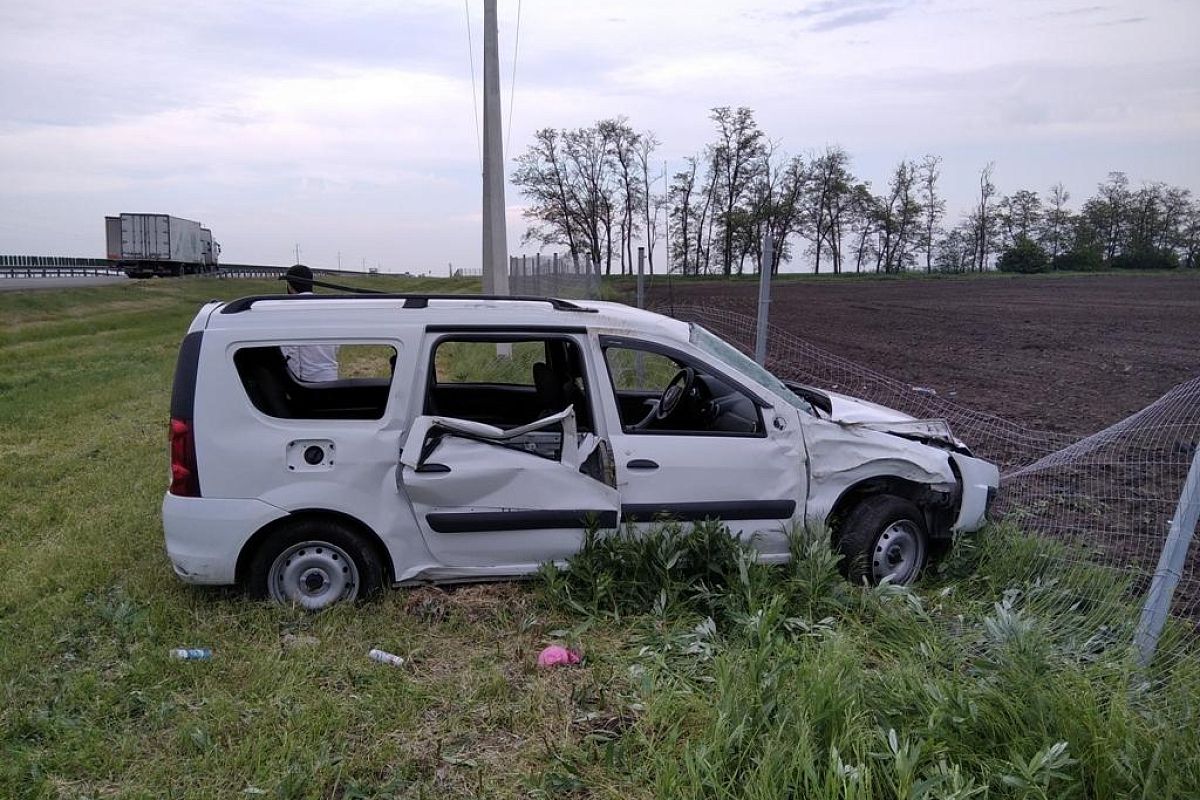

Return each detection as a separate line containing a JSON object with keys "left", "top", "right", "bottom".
{"left": 481, "top": 0, "right": 510, "bottom": 296}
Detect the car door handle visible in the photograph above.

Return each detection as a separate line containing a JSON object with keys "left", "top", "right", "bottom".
{"left": 416, "top": 463, "right": 451, "bottom": 473}
{"left": 627, "top": 459, "right": 659, "bottom": 470}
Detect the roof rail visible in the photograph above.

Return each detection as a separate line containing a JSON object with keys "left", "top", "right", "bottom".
{"left": 219, "top": 293, "right": 598, "bottom": 315}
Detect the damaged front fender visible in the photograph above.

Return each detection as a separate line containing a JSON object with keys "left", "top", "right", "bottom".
{"left": 803, "top": 416, "right": 999, "bottom": 536}
{"left": 804, "top": 417, "right": 958, "bottom": 524}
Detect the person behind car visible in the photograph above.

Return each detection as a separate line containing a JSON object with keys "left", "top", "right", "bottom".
{"left": 279, "top": 264, "right": 339, "bottom": 382}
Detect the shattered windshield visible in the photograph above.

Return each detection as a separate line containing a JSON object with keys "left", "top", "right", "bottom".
{"left": 688, "top": 324, "right": 816, "bottom": 415}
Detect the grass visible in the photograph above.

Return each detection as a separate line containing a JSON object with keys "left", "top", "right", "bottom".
{"left": 1, "top": 276, "right": 1198, "bottom": 798}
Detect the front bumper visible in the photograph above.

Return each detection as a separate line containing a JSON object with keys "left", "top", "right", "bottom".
{"left": 950, "top": 453, "right": 1001, "bottom": 533}
{"left": 162, "top": 494, "right": 288, "bottom": 585}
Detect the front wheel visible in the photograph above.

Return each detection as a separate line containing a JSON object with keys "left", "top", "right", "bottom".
{"left": 248, "top": 518, "right": 384, "bottom": 610}
{"left": 837, "top": 495, "right": 929, "bottom": 586}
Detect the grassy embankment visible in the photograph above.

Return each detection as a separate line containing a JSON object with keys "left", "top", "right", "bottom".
{"left": 1, "top": 277, "right": 1198, "bottom": 798}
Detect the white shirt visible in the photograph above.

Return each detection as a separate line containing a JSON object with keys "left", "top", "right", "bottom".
{"left": 282, "top": 342, "right": 340, "bottom": 382}
{"left": 280, "top": 292, "right": 339, "bottom": 382}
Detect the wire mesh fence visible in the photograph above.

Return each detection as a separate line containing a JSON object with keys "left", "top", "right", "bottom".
{"left": 508, "top": 253, "right": 601, "bottom": 300}
{"left": 660, "top": 301, "right": 1200, "bottom": 679}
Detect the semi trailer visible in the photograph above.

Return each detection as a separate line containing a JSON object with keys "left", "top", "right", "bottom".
{"left": 105, "top": 213, "right": 220, "bottom": 278}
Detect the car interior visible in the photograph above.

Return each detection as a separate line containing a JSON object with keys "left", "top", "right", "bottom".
{"left": 424, "top": 337, "right": 594, "bottom": 432}
{"left": 234, "top": 345, "right": 394, "bottom": 420}
{"left": 603, "top": 345, "right": 763, "bottom": 435}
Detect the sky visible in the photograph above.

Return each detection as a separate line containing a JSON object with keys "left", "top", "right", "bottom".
{"left": 1, "top": 0, "right": 1196, "bottom": 273}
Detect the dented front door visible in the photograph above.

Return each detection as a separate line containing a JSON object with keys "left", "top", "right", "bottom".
{"left": 397, "top": 408, "right": 620, "bottom": 568}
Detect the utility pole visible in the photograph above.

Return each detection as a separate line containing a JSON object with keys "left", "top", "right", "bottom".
{"left": 294, "top": 244, "right": 301, "bottom": 264}
{"left": 755, "top": 235, "right": 774, "bottom": 365}
{"left": 481, "top": 0, "right": 509, "bottom": 297}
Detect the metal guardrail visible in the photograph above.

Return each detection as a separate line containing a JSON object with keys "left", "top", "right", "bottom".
{"left": 0, "top": 255, "right": 114, "bottom": 269}
{"left": 0, "top": 257, "right": 385, "bottom": 280}
{"left": 1, "top": 266, "right": 125, "bottom": 278}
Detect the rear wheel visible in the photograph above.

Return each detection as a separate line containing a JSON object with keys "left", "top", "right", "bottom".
{"left": 248, "top": 518, "right": 383, "bottom": 610}
{"left": 837, "top": 495, "right": 928, "bottom": 586}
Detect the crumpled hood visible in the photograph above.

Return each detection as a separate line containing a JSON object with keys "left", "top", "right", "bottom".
{"left": 824, "top": 392, "right": 965, "bottom": 451}
{"left": 825, "top": 392, "right": 917, "bottom": 424}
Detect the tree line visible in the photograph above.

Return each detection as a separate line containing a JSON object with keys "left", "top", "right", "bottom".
{"left": 511, "top": 107, "right": 1199, "bottom": 276}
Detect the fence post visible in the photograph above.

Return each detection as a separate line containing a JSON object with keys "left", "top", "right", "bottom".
{"left": 754, "top": 235, "right": 774, "bottom": 365}
{"left": 1136, "top": 446, "right": 1200, "bottom": 667}
{"left": 637, "top": 247, "right": 645, "bottom": 309}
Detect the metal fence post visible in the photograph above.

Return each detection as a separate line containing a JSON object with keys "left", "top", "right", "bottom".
{"left": 754, "top": 235, "right": 774, "bottom": 365}
{"left": 1135, "top": 446, "right": 1200, "bottom": 667}
{"left": 637, "top": 247, "right": 645, "bottom": 309}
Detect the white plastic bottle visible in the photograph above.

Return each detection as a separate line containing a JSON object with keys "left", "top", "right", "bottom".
{"left": 170, "top": 648, "right": 212, "bottom": 660}
{"left": 368, "top": 648, "right": 405, "bottom": 667}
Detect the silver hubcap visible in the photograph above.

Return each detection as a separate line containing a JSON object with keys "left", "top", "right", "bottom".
{"left": 872, "top": 520, "right": 925, "bottom": 585}
{"left": 268, "top": 540, "right": 359, "bottom": 610}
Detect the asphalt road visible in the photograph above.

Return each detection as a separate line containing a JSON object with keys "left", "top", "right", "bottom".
{"left": 0, "top": 275, "right": 129, "bottom": 291}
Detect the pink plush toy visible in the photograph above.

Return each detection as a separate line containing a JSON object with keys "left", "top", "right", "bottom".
{"left": 537, "top": 644, "right": 582, "bottom": 668}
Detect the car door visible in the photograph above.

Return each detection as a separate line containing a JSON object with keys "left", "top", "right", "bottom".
{"left": 398, "top": 407, "right": 619, "bottom": 568}
{"left": 597, "top": 335, "right": 806, "bottom": 557}
{"left": 398, "top": 326, "right": 620, "bottom": 570}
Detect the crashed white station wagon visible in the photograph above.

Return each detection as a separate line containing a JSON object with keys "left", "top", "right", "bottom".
{"left": 163, "top": 293, "right": 999, "bottom": 609}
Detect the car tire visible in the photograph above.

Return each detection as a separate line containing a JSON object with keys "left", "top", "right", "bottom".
{"left": 247, "top": 518, "right": 384, "bottom": 610}
{"left": 837, "top": 495, "right": 929, "bottom": 586}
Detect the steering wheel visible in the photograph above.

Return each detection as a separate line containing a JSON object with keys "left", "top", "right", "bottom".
{"left": 655, "top": 367, "right": 695, "bottom": 421}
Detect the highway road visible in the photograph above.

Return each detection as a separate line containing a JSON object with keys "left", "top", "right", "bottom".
{"left": 0, "top": 275, "right": 129, "bottom": 291}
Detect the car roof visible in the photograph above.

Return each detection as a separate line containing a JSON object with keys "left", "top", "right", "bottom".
{"left": 201, "top": 294, "right": 693, "bottom": 342}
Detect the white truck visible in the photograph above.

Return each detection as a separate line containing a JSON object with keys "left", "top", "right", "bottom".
{"left": 105, "top": 213, "right": 219, "bottom": 278}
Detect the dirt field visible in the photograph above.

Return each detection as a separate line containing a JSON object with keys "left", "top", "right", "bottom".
{"left": 647, "top": 272, "right": 1200, "bottom": 436}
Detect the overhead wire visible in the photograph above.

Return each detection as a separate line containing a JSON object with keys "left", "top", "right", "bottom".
{"left": 505, "top": 0, "right": 523, "bottom": 156}
{"left": 463, "top": 0, "right": 482, "bottom": 171}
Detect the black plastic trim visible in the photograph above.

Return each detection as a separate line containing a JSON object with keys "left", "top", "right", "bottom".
{"left": 170, "top": 331, "right": 203, "bottom": 419}
{"left": 627, "top": 459, "right": 659, "bottom": 470}
{"left": 621, "top": 500, "right": 796, "bottom": 523}
{"left": 426, "top": 509, "right": 618, "bottom": 533}
{"left": 219, "top": 293, "right": 597, "bottom": 314}
{"left": 424, "top": 325, "right": 588, "bottom": 334}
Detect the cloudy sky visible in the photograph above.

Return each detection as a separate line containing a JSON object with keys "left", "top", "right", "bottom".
{"left": 1, "top": 0, "right": 1196, "bottom": 272}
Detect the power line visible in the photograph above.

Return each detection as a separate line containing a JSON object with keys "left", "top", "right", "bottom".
{"left": 463, "top": 0, "right": 482, "bottom": 170}
{"left": 505, "top": 0, "right": 523, "bottom": 156}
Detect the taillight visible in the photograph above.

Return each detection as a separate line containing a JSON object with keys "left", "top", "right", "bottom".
{"left": 169, "top": 417, "right": 201, "bottom": 497}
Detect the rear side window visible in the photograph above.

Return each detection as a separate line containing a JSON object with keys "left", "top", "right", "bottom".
{"left": 234, "top": 343, "right": 397, "bottom": 420}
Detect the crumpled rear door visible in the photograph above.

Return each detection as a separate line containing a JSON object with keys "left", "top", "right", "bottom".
{"left": 398, "top": 407, "right": 620, "bottom": 568}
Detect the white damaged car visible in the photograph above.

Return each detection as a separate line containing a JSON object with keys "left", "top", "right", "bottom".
{"left": 163, "top": 293, "right": 999, "bottom": 609}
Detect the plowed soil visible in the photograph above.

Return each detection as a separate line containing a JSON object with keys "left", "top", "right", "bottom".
{"left": 646, "top": 272, "right": 1200, "bottom": 436}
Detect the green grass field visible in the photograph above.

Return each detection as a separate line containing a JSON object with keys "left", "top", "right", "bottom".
{"left": 2, "top": 277, "right": 1198, "bottom": 799}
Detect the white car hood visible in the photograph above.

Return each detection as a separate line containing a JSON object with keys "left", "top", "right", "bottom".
{"left": 825, "top": 392, "right": 917, "bottom": 425}
{"left": 823, "top": 391, "right": 962, "bottom": 449}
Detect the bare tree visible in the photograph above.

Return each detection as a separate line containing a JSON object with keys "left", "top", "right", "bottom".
{"left": 512, "top": 128, "right": 582, "bottom": 256}
{"left": 600, "top": 118, "right": 641, "bottom": 275}
{"left": 802, "top": 146, "right": 853, "bottom": 274}
{"left": 1093, "top": 171, "right": 1131, "bottom": 260}
{"left": 561, "top": 124, "right": 620, "bottom": 273}
{"left": 848, "top": 183, "right": 879, "bottom": 273}
{"left": 668, "top": 158, "right": 698, "bottom": 274}
{"left": 972, "top": 163, "right": 997, "bottom": 271}
{"left": 998, "top": 189, "right": 1043, "bottom": 250}
{"left": 746, "top": 148, "right": 809, "bottom": 274}
{"left": 1042, "top": 183, "right": 1072, "bottom": 263}
{"left": 876, "top": 160, "right": 921, "bottom": 273}
{"left": 636, "top": 132, "right": 661, "bottom": 274}
{"left": 709, "top": 107, "right": 766, "bottom": 275}
{"left": 918, "top": 155, "right": 944, "bottom": 273}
